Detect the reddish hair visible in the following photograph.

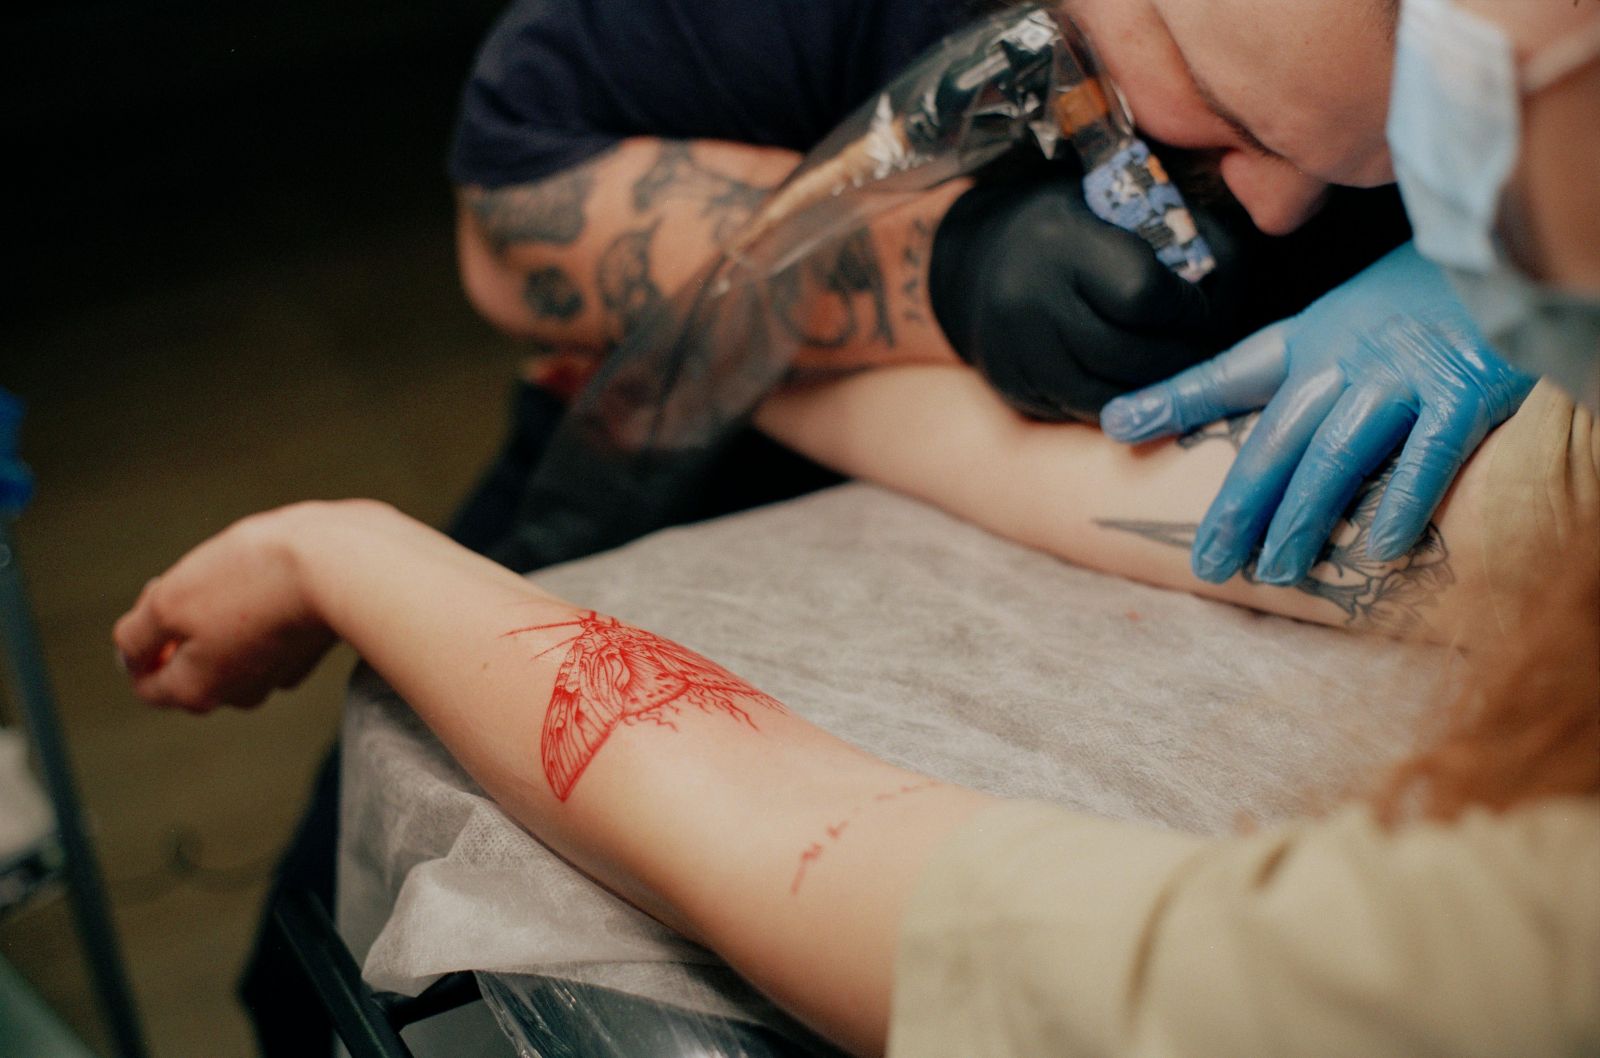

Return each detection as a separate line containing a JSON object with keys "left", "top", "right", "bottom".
{"left": 1372, "top": 570, "right": 1600, "bottom": 825}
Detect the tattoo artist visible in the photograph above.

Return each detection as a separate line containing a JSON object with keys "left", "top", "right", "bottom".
{"left": 442, "top": 0, "right": 1410, "bottom": 569}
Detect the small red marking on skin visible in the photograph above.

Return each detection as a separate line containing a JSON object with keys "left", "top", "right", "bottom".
{"left": 504, "top": 612, "right": 784, "bottom": 802}
{"left": 791, "top": 843, "right": 826, "bottom": 896}
{"left": 790, "top": 781, "right": 940, "bottom": 895}
{"left": 1125, "top": 609, "right": 1142, "bottom": 622}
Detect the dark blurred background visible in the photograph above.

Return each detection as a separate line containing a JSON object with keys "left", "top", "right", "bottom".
{"left": 3, "top": 3, "right": 526, "bottom": 1053}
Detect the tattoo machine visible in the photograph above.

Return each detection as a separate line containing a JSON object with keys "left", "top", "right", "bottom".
{"left": 733, "top": 4, "right": 1215, "bottom": 280}
{"left": 497, "top": 5, "right": 1215, "bottom": 570}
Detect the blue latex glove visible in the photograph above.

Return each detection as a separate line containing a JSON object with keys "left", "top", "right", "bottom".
{"left": 1099, "top": 243, "right": 1536, "bottom": 585}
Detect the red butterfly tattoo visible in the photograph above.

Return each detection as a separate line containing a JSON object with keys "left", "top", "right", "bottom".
{"left": 504, "top": 611, "right": 785, "bottom": 801}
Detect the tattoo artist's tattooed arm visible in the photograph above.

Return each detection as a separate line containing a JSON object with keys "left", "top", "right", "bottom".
{"left": 456, "top": 136, "right": 965, "bottom": 380}
{"left": 523, "top": 266, "right": 585, "bottom": 321}
{"left": 596, "top": 222, "right": 666, "bottom": 342}
{"left": 470, "top": 167, "right": 595, "bottom": 250}
{"left": 631, "top": 140, "right": 770, "bottom": 244}
{"left": 457, "top": 139, "right": 792, "bottom": 348}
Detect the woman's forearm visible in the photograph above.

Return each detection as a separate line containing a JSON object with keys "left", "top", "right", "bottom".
{"left": 285, "top": 501, "right": 990, "bottom": 1054}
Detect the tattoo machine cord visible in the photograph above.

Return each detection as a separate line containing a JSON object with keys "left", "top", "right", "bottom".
{"left": 496, "top": 5, "right": 1215, "bottom": 571}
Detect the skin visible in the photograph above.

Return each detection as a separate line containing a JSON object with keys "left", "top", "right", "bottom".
{"left": 1459, "top": 0, "right": 1600, "bottom": 291}
{"left": 109, "top": 367, "right": 1591, "bottom": 1053}
{"left": 456, "top": 140, "right": 965, "bottom": 381}
{"left": 456, "top": 0, "right": 1404, "bottom": 350}
{"left": 110, "top": 3, "right": 1596, "bottom": 1050}
{"left": 114, "top": 19, "right": 1596, "bottom": 1019}
{"left": 1065, "top": 0, "right": 1396, "bottom": 233}
{"left": 113, "top": 500, "right": 993, "bottom": 1055}
{"left": 756, "top": 364, "right": 1515, "bottom": 644}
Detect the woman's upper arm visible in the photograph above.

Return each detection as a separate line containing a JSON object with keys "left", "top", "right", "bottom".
{"left": 757, "top": 366, "right": 1499, "bottom": 639}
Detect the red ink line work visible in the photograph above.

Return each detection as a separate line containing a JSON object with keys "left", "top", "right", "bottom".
{"left": 790, "top": 781, "right": 939, "bottom": 895}
{"left": 794, "top": 842, "right": 826, "bottom": 892}
{"left": 504, "top": 611, "right": 785, "bottom": 802}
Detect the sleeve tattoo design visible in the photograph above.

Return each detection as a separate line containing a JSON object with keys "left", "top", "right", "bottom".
{"left": 770, "top": 228, "right": 895, "bottom": 351}
{"left": 629, "top": 141, "right": 895, "bottom": 357}
{"left": 523, "top": 266, "right": 585, "bottom": 320}
{"left": 1097, "top": 462, "right": 1456, "bottom": 633}
{"left": 898, "top": 218, "right": 935, "bottom": 326}
{"left": 597, "top": 222, "right": 666, "bottom": 342}
{"left": 470, "top": 166, "right": 598, "bottom": 251}
{"left": 791, "top": 780, "right": 939, "bottom": 895}
{"left": 503, "top": 612, "right": 786, "bottom": 801}
{"left": 632, "top": 141, "right": 772, "bottom": 244}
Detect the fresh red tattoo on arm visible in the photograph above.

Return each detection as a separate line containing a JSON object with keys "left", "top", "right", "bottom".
{"left": 504, "top": 611, "right": 785, "bottom": 801}
{"left": 790, "top": 781, "right": 939, "bottom": 895}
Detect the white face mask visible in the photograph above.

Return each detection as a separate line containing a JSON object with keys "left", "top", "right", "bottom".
{"left": 1387, "top": 0, "right": 1600, "bottom": 408}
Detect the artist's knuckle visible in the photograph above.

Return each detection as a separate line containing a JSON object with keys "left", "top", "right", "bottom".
{"left": 1108, "top": 262, "right": 1167, "bottom": 315}
{"left": 986, "top": 280, "right": 1036, "bottom": 323}
{"left": 143, "top": 586, "right": 177, "bottom": 627}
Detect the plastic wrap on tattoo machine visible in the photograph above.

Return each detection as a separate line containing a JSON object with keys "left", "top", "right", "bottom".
{"left": 501, "top": 5, "right": 1213, "bottom": 569}
{"left": 479, "top": 973, "right": 845, "bottom": 1058}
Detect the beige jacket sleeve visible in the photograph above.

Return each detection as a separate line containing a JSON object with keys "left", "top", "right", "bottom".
{"left": 890, "top": 797, "right": 1600, "bottom": 1058}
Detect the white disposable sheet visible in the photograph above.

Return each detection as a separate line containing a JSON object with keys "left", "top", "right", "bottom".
{"left": 339, "top": 483, "right": 1444, "bottom": 1034}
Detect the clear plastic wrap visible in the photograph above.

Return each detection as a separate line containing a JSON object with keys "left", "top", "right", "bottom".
{"left": 501, "top": 4, "right": 1215, "bottom": 570}
{"left": 479, "top": 973, "right": 846, "bottom": 1058}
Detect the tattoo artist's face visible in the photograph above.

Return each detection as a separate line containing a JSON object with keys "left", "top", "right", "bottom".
{"left": 1064, "top": 0, "right": 1396, "bottom": 234}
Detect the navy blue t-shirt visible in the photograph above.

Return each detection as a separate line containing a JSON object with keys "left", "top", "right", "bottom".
{"left": 450, "top": 0, "right": 966, "bottom": 188}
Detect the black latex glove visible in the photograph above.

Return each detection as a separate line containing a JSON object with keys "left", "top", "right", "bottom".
{"left": 930, "top": 161, "right": 1265, "bottom": 422}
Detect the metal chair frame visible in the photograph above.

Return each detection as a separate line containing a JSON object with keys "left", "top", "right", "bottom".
{"left": 1, "top": 504, "right": 150, "bottom": 1058}
{"left": 272, "top": 888, "right": 483, "bottom": 1058}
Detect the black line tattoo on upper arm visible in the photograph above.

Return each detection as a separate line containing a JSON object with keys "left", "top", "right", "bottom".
{"left": 523, "top": 266, "right": 585, "bottom": 321}
{"left": 632, "top": 141, "right": 773, "bottom": 244}
{"left": 1096, "top": 462, "right": 1455, "bottom": 634}
{"left": 597, "top": 221, "right": 665, "bottom": 341}
{"left": 471, "top": 165, "right": 598, "bottom": 251}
